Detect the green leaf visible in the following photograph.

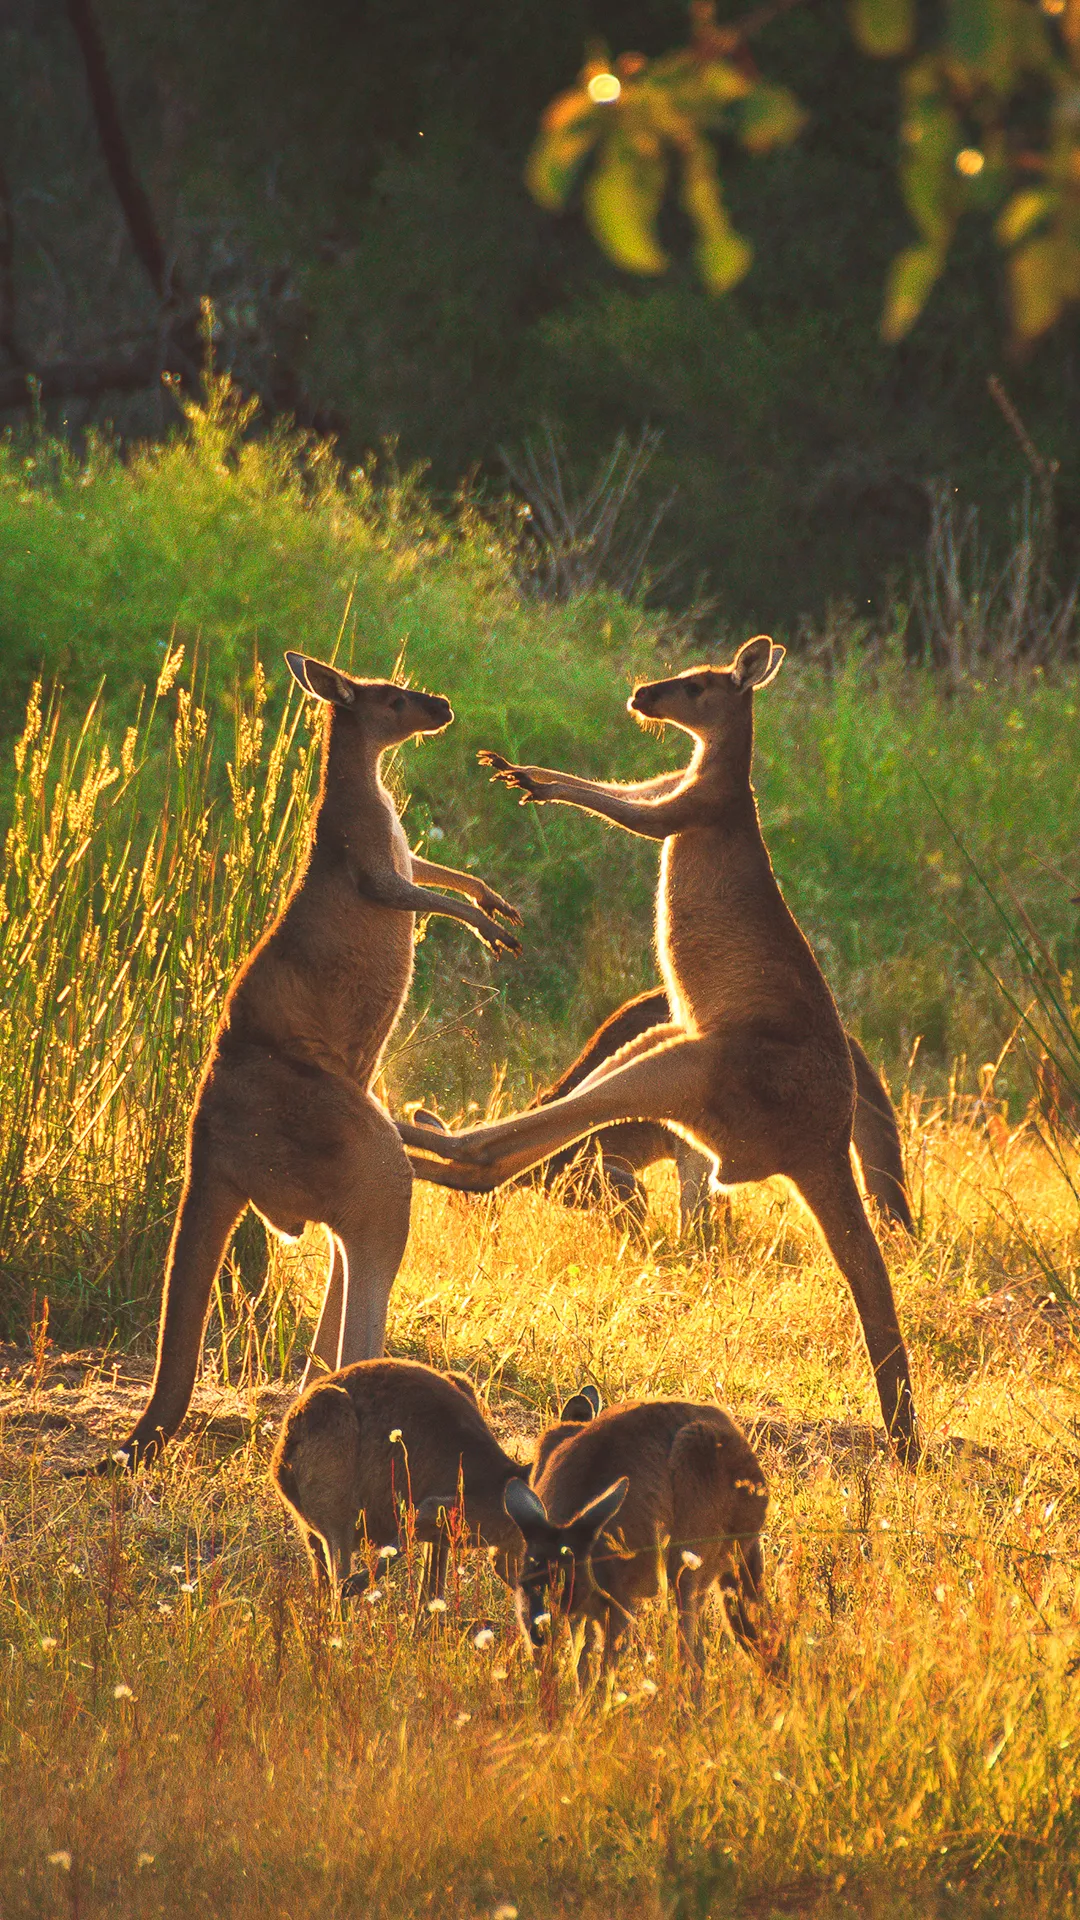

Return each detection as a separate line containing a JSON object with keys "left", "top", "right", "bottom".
{"left": 881, "top": 243, "right": 947, "bottom": 339}
{"left": 995, "top": 187, "right": 1056, "bottom": 247}
{"left": 735, "top": 83, "right": 808, "bottom": 153}
{"left": 679, "top": 140, "right": 753, "bottom": 294}
{"left": 1008, "top": 235, "right": 1065, "bottom": 340}
{"left": 848, "top": 0, "right": 916, "bottom": 59}
{"left": 945, "top": 0, "right": 1015, "bottom": 90}
{"left": 583, "top": 133, "right": 668, "bottom": 276}
{"left": 899, "top": 67, "right": 963, "bottom": 247}
{"left": 525, "top": 92, "right": 604, "bottom": 210}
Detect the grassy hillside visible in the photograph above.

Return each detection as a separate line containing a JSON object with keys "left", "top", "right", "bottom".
{"left": 0, "top": 389, "right": 1077, "bottom": 1340}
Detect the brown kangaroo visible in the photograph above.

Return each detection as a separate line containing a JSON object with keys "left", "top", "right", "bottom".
{"left": 504, "top": 1392, "right": 768, "bottom": 1682}
{"left": 101, "top": 654, "right": 521, "bottom": 1471}
{"left": 272, "top": 1358, "right": 527, "bottom": 1599}
{"left": 399, "top": 637, "right": 919, "bottom": 1463}
{"left": 415, "top": 987, "right": 913, "bottom": 1239}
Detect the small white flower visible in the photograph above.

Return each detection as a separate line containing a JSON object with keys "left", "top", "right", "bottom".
{"left": 329, "top": 1636, "right": 343, "bottom": 1650}
{"left": 170, "top": 1565, "right": 185, "bottom": 1577}
{"left": 533, "top": 1612, "right": 551, "bottom": 1629}
{"left": 364, "top": 1587, "right": 383, "bottom": 1605}
{"left": 388, "top": 1428, "right": 403, "bottom": 1444}
{"left": 473, "top": 1627, "right": 495, "bottom": 1650}
{"left": 47, "top": 1852, "right": 72, "bottom": 1871}
{"left": 639, "top": 1678, "right": 658, "bottom": 1696}
{"left": 560, "top": 1794, "right": 572, "bottom": 1805}
{"left": 136, "top": 1853, "right": 155, "bottom": 1870}
{"left": 934, "top": 1584, "right": 947, "bottom": 1603}
{"left": 613, "top": 1689, "right": 628, "bottom": 1703}
{"left": 113, "top": 1683, "right": 134, "bottom": 1701}
{"left": 40, "top": 1636, "right": 58, "bottom": 1652}
{"left": 378, "top": 1544, "right": 398, "bottom": 1559}
{"left": 452, "top": 1710, "right": 472, "bottom": 1728}
{"left": 157, "top": 1604, "right": 173, "bottom": 1617}
{"left": 427, "top": 1597, "right": 447, "bottom": 1614}
{"left": 493, "top": 1906, "right": 518, "bottom": 1920}
{"left": 67, "top": 1564, "right": 84, "bottom": 1577}
{"left": 879, "top": 1518, "right": 890, "bottom": 1532}
{"left": 111, "top": 1449, "right": 130, "bottom": 1467}
{"left": 427, "top": 825, "right": 445, "bottom": 843}
{"left": 680, "top": 1550, "right": 703, "bottom": 1570}
{"left": 260, "top": 1419, "right": 275, "bottom": 1435}
{"left": 492, "top": 1667, "right": 508, "bottom": 1681}
{"left": 179, "top": 1582, "right": 196, "bottom": 1594}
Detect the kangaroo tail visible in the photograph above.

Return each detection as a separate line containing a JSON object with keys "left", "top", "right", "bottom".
{"left": 101, "top": 1157, "right": 245, "bottom": 1471}
{"left": 848, "top": 1035, "right": 914, "bottom": 1235}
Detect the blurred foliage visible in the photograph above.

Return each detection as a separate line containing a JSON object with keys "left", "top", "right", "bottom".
{"left": 1, "top": 0, "right": 1078, "bottom": 625}
{"left": 528, "top": 0, "right": 1080, "bottom": 346}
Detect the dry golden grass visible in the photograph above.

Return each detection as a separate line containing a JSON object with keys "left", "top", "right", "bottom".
{"left": 1, "top": 1104, "right": 1078, "bottom": 1920}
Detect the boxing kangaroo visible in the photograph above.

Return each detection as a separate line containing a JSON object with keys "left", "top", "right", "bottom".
{"left": 102, "top": 654, "right": 521, "bottom": 1471}
{"left": 399, "top": 637, "right": 918, "bottom": 1464}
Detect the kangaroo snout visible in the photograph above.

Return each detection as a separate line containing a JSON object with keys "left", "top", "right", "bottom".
{"left": 416, "top": 692, "right": 453, "bottom": 730}
{"left": 627, "top": 679, "right": 667, "bottom": 718}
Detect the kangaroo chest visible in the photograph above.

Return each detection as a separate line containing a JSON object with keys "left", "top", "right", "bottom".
{"left": 657, "top": 829, "right": 807, "bottom": 1029}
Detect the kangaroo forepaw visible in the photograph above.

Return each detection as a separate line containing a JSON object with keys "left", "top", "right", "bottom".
{"left": 478, "top": 886, "right": 524, "bottom": 927}
{"left": 477, "top": 920, "right": 523, "bottom": 959}
{"left": 477, "top": 751, "right": 542, "bottom": 803}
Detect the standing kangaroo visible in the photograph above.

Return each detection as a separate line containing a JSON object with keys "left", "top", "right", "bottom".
{"left": 504, "top": 1393, "right": 768, "bottom": 1682}
{"left": 272, "top": 1358, "right": 527, "bottom": 1598}
{"left": 101, "top": 654, "right": 521, "bottom": 1471}
{"left": 444, "top": 986, "right": 912, "bottom": 1239}
{"left": 399, "top": 637, "right": 918, "bottom": 1463}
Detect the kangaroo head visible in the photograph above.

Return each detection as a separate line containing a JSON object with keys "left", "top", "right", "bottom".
{"left": 503, "top": 1475, "right": 629, "bottom": 1648}
{"left": 285, "top": 652, "right": 453, "bottom": 746}
{"left": 628, "top": 636, "right": 785, "bottom": 742}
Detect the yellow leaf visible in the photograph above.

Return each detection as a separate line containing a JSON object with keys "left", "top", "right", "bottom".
{"left": 881, "top": 243, "right": 946, "bottom": 339}
{"left": 995, "top": 188, "right": 1055, "bottom": 247}
{"left": 1008, "top": 235, "right": 1065, "bottom": 339}
{"left": 680, "top": 141, "right": 753, "bottom": 293}
{"left": 583, "top": 135, "right": 668, "bottom": 275}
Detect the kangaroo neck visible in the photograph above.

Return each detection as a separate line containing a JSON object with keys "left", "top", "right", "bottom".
{"left": 686, "top": 727, "right": 760, "bottom": 835}
{"left": 314, "top": 720, "right": 391, "bottom": 848}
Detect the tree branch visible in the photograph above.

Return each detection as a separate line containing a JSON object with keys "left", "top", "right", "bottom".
{"left": 64, "top": 0, "right": 175, "bottom": 301}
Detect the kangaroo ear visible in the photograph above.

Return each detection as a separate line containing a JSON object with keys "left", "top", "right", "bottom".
{"left": 560, "top": 1385, "right": 602, "bottom": 1423}
{"left": 503, "top": 1477, "right": 549, "bottom": 1534}
{"left": 413, "top": 1492, "right": 458, "bottom": 1537}
{"left": 285, "top": 651, "right": 356, "bottom": 706}
{"left": 573, "top": 1476, "right": 629, "bottom": 1538}
{"left": 731, "top": 636, "right": 785, "bottom": 692}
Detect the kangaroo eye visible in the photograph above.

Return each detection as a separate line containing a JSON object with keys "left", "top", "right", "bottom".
{"left": 391, "top": 694, "right": 406, "bottom": 712}
{"left": 685, "top": 681, "right": 702, "bottom": 699}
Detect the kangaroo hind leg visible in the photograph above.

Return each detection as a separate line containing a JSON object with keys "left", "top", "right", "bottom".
{"left": 109, "top": 1163, "right": 246, "bottom": 1469}
{"left": 790, "top": 1154, "right": 918, "bottom": 1466}
{"left": 402, "top": 1036, "right": 716, "bottom": 1190}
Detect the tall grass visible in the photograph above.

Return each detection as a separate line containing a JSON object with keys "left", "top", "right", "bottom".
{"left": 0, "top": 635, "right": 1078, "bottom": 1342}
{"left": 0, "top": 653, "right": 318, "bottom": 1340}
{"left": 1, "top": 1118, "right": 1079, "bottom": 1917}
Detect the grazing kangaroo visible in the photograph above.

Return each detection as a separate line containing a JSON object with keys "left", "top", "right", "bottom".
{"left": 102, "top": 654, "right": 521, "bottom": 1471}
{"left": 399, "top": 637, "right": 919, "bottom": 1463}
{"left": 429, "top": 987, "right": 911, "bottom": 1239}
{"left": 504, "top": 1393, "right": 768, "bottom": 1681}
{"left": 272, "top": 1358, "right": 527, "bottom": 1598}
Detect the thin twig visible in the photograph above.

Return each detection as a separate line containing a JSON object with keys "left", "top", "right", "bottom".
{"left": 0, "top": 155, "right": 20, "bottom": 367}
